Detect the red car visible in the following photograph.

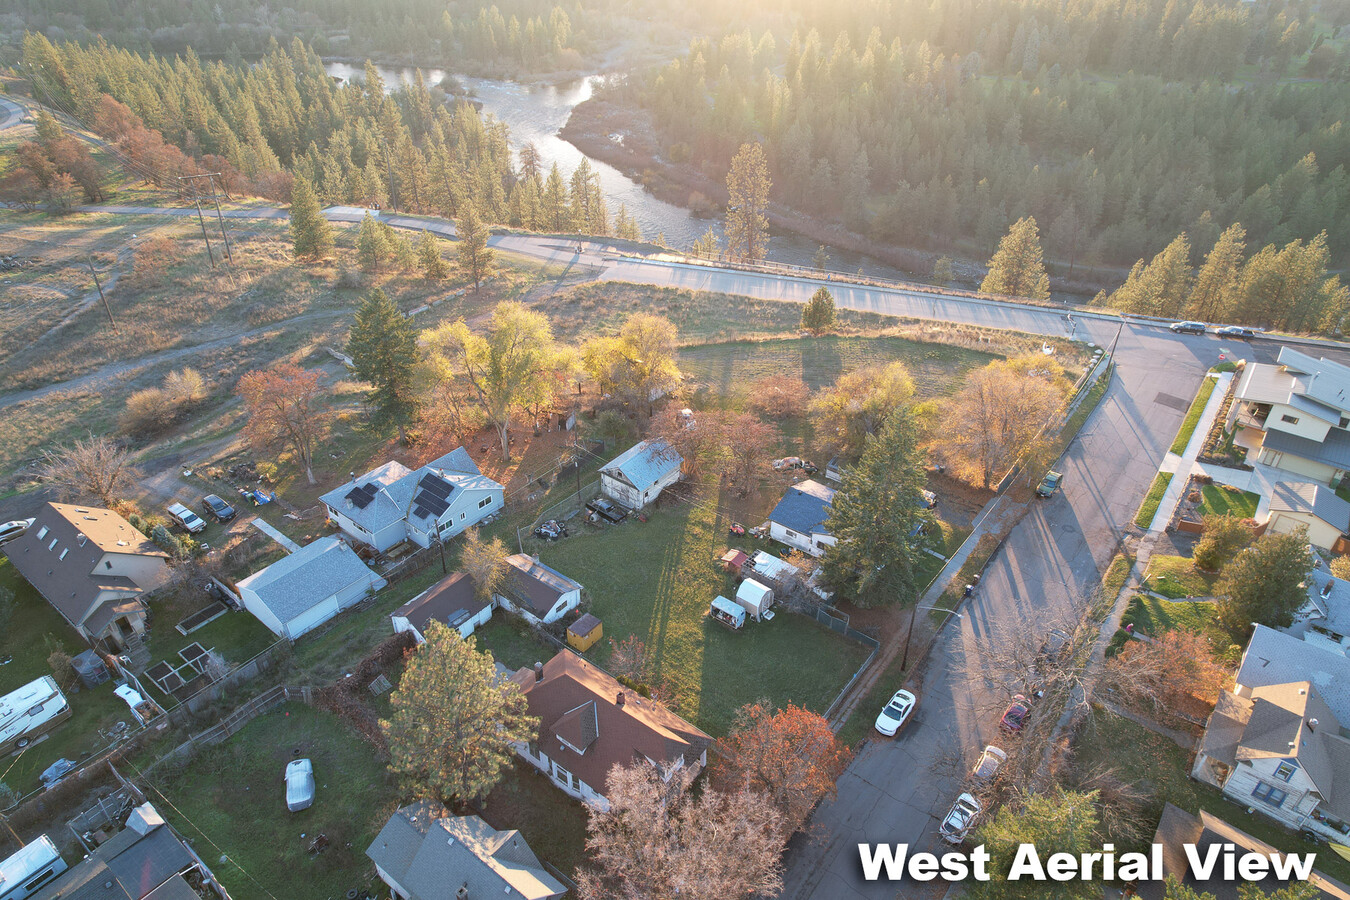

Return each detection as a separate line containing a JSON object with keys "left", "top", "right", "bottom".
{"left": 1000, "top": 694, "right": 1031, "bottom": 733}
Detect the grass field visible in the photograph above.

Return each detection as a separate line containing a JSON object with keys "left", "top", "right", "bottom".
{"left": 677, "top": 334, "right": 999, "bottom": 401}
{"left": 1071, "top": 710, "right": 1350, "bottom": 886}
{"left": 150, "top": 703, "right": 396, "bottom": 900}
{"left": 1169, "top": 376, "right": 1217, "bottom": 455}
{"left": 1141, "top": 555, "right": 1220, "bottom": 599}
{"left": 1135, "top": 471, "right": 1173, "bottom": 529}
{"left": 534, "top": 499, "right": 871, "bottom": 736}
{"left": 1198, "top": 484, "right": 1260, "bottom": 519}
{"left": 1121, "top": 594, "right": 1222, "bottom": 638}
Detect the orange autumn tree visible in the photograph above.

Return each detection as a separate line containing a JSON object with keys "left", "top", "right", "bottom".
{"left": 712, "top": 702, "right": 852, "bottom": 837}
{"left": 237, "top": 362, "right": 329, "bottom": 485}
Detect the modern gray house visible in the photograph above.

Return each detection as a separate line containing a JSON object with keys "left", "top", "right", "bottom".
{"left": 321, "top": 448, "right": 503, "bottom": 554}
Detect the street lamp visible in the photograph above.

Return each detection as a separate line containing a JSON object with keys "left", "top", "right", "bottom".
{"left": 900, "top": 603, "right": 965, "bottom": 671}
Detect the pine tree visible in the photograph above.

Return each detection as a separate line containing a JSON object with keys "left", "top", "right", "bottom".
{"left": 980, "top": 216, "right": 1050, "bottom": 300}
{"left": 417, "top": 230, "right": 450, "bottom": 279}
{"left": 1216, "top": 529, "right": 1313, "bottom": 632}
{"left": 820, "top": 409, "right": 929, "bottom": 607}
{"left": 541, "top": 163, "right": 570, "bottom": 232}
{"left": 691, "top": 228, "right": 720, "bottom": 258}
{"left": 290, "top": 175, "right": 333, "bottom": 260}
{"left": 456, "top": 204, "right": 495, "bottom": 291}
{"left": 614, "top": 203, "right": 641, "bottom": 241}
{"left": 801, "top": 286, "right": 837, "bottom": 335}
{"left": 1186, "top": 224, "right": 1246, "bottom": 321}
{"left": 357, "top": 213, "right": 391, "bottom": 273}
{"left": 725, "top": 142, "right": 772, "bottom": 262}
{"left": 347, "top": 288, "right": 419, "bottom": 443}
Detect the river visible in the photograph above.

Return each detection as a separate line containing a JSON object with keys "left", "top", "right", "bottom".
{"left": 324, "top": 61, "right": 915, "bottom": 279}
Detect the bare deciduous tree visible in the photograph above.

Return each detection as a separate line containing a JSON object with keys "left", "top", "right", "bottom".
{"left": 40, "top": 435, "right": 138, "bottom": 506}
{"left": 607, "top": 635, "right": 650, "bottom": 682}
{"left": 747, "top": 374, "right": 811, "bottom": 419}
{"left": 1098, "top": 629, "right": 1229, "bottom": 725}
{"left": 236, "top": 362, "right": 329, "bottom": 485}
{"left": 577, "top": 763, "right": 784, "bottom": 900}
{"left": 459, "top": 529, "right": 509, "bottom": 602}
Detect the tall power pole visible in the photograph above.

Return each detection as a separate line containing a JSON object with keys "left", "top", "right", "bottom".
{"left": 87, "top": 257, "right": 118, "bottom": 332}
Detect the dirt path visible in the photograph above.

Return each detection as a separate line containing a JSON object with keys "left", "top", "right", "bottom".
{"left": 0, "top": 308, "right": 352, "bottom": 411}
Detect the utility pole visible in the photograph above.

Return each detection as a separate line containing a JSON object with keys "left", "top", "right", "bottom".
{"left": 180, "top": 173, "right": 227, "bottom": 266}
{"left": 209, "top": 182, "right": 234, "bottom": 265}
{"left": 87, "top": 257, "right": 118, "bottom": 332}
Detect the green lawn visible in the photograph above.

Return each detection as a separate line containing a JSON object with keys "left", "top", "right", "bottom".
{"left": 677, "top": 335, "right": 998, "bottom": 402}
{"left": 1072, "top": 710, "right": 1350, "bottom": 886}
{"left": 1169, "top": 377, "right": 1218, "bottom": 455}
{"left": 1197, "top": 484, "right": 1260, "bottom": 519}
{"left": 151, "top": 703, "right": 397, "bottom": 900}
{"left": 1135, "top": 471, "right": 1174, "bottom": 529}
{"left": 534, "top": 500, "right": 871, "bottom": 736}
{"left": 1121, "top": 595, "right": 1221, "bottom": 638}
{"left": 1141, "top": 555, "right": 1220, "bottom": 599}
{"left": 475, "top": 617, "right": 559, "bottom": 671}
{"left": 483, "top": 760, "right": 589, "bottom": 879}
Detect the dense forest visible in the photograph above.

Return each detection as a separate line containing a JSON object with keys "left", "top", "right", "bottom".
{"left": 10, "top": 34, "right": 631, "bottom": 236}
{"left": 3, "top": 0, "right": 591, "bottom": 74}
{"left": 608, "top": 0, "right": 1350, "bottom": 267}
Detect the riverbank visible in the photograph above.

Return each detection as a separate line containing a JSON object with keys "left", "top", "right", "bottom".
{"left": 561, "top": 95, "right": 1127, "bottom": 300}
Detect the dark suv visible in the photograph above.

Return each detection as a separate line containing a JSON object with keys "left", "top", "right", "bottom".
{"left": 201, "top": 494, "right": 237, "bottom": 523}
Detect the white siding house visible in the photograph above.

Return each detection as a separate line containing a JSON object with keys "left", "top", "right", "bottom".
{"left": 320, "top": 448, "right": 503, "bottom": 554}
{"left": 600, "top": 440, "right": 682, "bottom": 510}
{"left": 237, "top": 536, "right": 386, "bottom": 641}
{"left": 767, "top": 480, "right": 837, "bottom": 557}
{"left": 390, "top": 571, "right": 492, "bottom": 641}
{"left": 495, "top": 555, "right": 582, "bottom": 625}
{"left": 1229, "top": 349, "right": 1350, "bottom": 486}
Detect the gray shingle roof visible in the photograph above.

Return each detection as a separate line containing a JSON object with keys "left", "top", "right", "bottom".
{"left": 1269, "top": 481, "right": 1350, "bottom": 531}
{"left": 320, "top": 447, "right": 494, "bottom": 535}
{"left": 602, "top": 440, "right": 681, "bottom": 493}
{"left": 1236, "top": 625, "right": 1350, "bottom": 725}
{"left": 769, "top": 479, "right": 836, "bottom": 535}
{"left": 1278, "top": 347, "right": 1350, "bottom": 416}
{"left": 1303, "top": 569, "right": 1350, "bottom": 637}
{"left": 1261, "top": 427, "right": 1350, "bottom": 471}
{"left": 237, "top": 536, "right": 380, "bottom": 625}
{"left": 367, "top": 804, "right": 565, "bottom": 900}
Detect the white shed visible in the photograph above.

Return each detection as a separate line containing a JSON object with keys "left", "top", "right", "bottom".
{"left": 734, "top": 579, "right": 774, "bottom": 621}
{"left": 237, "top": 536, "right": 386, "bottom": 641}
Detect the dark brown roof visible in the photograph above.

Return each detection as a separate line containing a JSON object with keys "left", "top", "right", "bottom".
{"left": 516, "top": 651, "right": 711, "bottom": 796}
{"left": 2, "top": 503, "right": 166, "bottom": 632}
{"left": 393, "top": 572, "right": 490, "bottom": 634}
{"left": 502, "top": 554, "right": 580, "bottom": 616}
{"left": 568, "top": 613, "right": 602, "bottom": 639}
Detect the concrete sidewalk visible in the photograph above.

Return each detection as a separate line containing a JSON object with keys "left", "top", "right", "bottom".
{"left": 1147, "top": 372, "right": 1232, "bottom": 531}
{"left": 250, "top": 517, "right": 299, "bottom": 553}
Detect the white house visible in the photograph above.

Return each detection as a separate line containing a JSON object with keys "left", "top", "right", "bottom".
{"left": 237, "top": 536, "right": 386, "bottom": 641}
{"left": 1192, "top": 625, "right": 1350, "bottom": 842}
{"left": 767, "top": 479, "right": 837, "bottom": 556}
{"left": 391, "top": 571, "right": 492, "bottom": 641}
{"left": 509, "top": 651, "right": 711, "bottom": 810}
{"left": 320, "top": 448, "right": 503, "bottom": 554}
{"left": 366, "top": 801, "right": 566, "bottom": 900}
{"left": 1230, "top": 349, "right": 1350, "bottom": 486}
{"left": 600, "top": 440, "right": 682, "bottom": 510}
{"left": 495, "top": 554, "right": 582, "bottom": 625}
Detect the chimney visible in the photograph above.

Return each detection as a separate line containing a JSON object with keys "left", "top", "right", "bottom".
{"left": 350, "top": 471, "right": 356, "bottom": 482}
{"left": 1310, "top": 718, "right": 1319, "bottom": 732}
{"left": 457, "top": 884, "right": 470, "bottom": 900}
{"left": 534, "top": 661, "right": 543, "bottom": 682}
{"left": 616, "top": 691, "right": 625, "bottom": 707}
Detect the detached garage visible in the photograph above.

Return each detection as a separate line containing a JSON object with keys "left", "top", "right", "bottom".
{"left": 1267, "top": 481, "right": 1350, "bottom": 551}
{"left": 237, "top": 536, "right": 387, "bottom": 640}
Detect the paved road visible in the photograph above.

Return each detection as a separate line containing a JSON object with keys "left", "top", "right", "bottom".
{"left": 0, "top": 96, "right": 26, "bottom": 132}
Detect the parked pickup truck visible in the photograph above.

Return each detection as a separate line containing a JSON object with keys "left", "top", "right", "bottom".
{"left": 1035, "top": 471, "right": 1064, "bottom": 498}
{"left": 585, "top": 497, "right": 629, "bottom": 524}
{"left": 166, "top": 502, "right": 207, "bottom": 533}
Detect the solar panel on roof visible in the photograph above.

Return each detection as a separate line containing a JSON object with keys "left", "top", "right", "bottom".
{"left": 420, "top": 494, "right": 450, "bottom": 516}
{"left": 345, "top": 485, "right": 375, "bottom": 509}
{"left": 412, "top": 504, "right": 431, "bottom": 520}
{"left": 418, "top": 474, "right": 452, "bottom": 498}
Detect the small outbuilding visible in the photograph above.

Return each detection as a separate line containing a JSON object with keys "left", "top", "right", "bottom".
{"left": 734, "top": 578, "right": 774, "bottom": 621}
{"left": 719, "top": 549, "right": 748, "bottom": 574}
{"left": 600, "top": 440, "right": 683, "bottom": 510}
{"left": 709, "top": 595, "right": 746, "bottom": 630}
{"left": 566, "top": 613, "right": 604, "bottom": 652}
{"left": 236, "top": 536, "right": 386, "bottom": 641}
{"left": 392, "top": 571, "right": 492, "bottom": 641}
{"left": 496, "top": 554, "right": 583, "bottom": 625}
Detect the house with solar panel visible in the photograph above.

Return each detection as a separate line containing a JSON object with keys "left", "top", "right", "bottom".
{"left": 599, "top": 439, "right": 683, "bottom": 510}
{"left": 320, "top": 448, "right": 504, "bottom": 554}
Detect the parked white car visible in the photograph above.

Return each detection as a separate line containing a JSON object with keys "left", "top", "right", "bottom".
{"left": 971, "top": 746, "right": 1007, "bottom": 784}
{"left": 0, "top": 518, "right": 34, "bottom": 546}
{"left": 874, "top": 689, "right": 917, "bottom": 736}
{"left": 285, "top": 758, "right": 315, "bottom": 812}
{"left": 166, "top": 502, "right": 207, "bottom": 534}
{"left": 939, "top": 793, "right": 982, "bottom": 844}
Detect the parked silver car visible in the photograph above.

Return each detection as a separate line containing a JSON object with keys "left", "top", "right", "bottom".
{"left": 285, "top": 758, "right": 315, "bottom": 812}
